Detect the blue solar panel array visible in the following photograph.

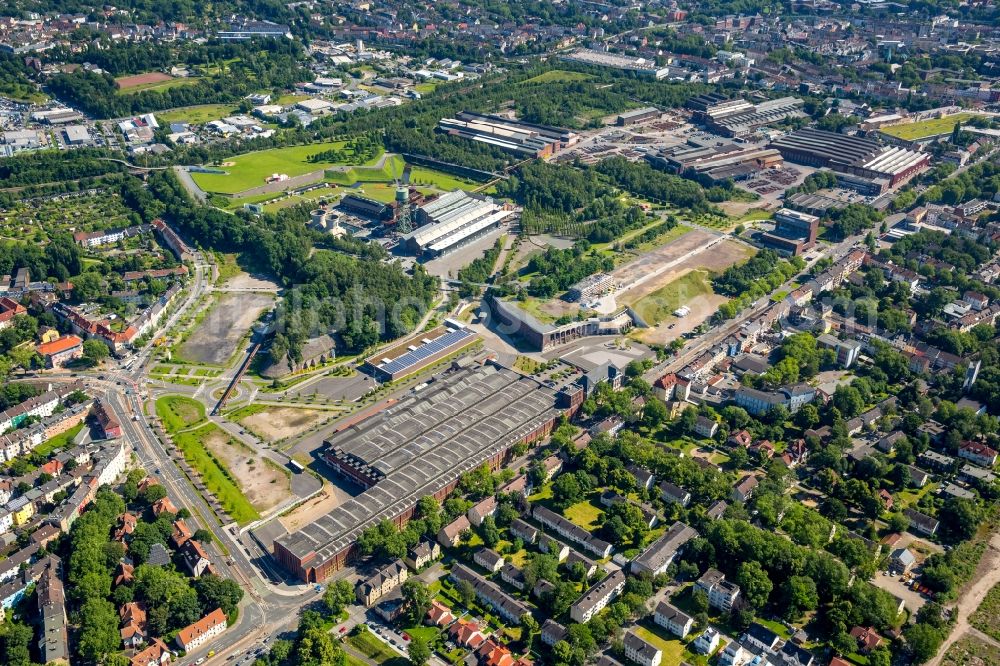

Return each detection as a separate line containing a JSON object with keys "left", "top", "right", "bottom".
{"left": 376, "top": 328, "right": 475, "bottom": 377}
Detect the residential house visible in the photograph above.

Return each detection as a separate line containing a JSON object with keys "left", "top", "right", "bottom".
{"left": 509, "top": 518, "right": 539, "bottom": 544}
{"left": 468, "top": 496, "right": 498, "bottom": 527}
{"left": 694, "top": 628, "right": 721, "bottom": 655}
{"left": 404, "top": 539, "right": 441, "bottom": 570}
{"left": 660, "top": 482, "right": 691, "bottom": 507}
{"left": 745, "top": 623, "right": 781, "bottom": 652}
{"left": 624, "top": 630, "right": 663, "bottom": 666}
{"left": 426, "top": 600, "right": 455, "bottom": 628}
{"left": 958, "top": 441, "right": 998, "bottom": 467}
{"left": 356, "top": 560, "right": 408, "bottom": 606}
{"left": 569, "top": 570, "right": 626, "bottom": 623}
{"left": 37, "top": 558, "right": 69, "bottom": 666}
{"left": 501, "top": 563, "right": 526, "bottom": 590}
{"left": 474, "top": 547, "right": 505, "bottom": 574}
{"left": 903, "top": 508, "right": 939, "bottom": 536}
{"left": 732, "top": 475, "right": 759, "bottom": 503}
{"left": 849, "top": 627, "right": 883, "bottom": 654}
{"left": 131, "top": 639, "right": 172, "bottom": 666}
{"left": 630, "top": 521, "right": 698, "bottom": 577}
{"left": 654, "top": 602, "right": 694, "bottom": 638}
{"left": 696, "top": 568, "right": 741, "bottom": 613}
{"left": 889, "top": 548, "right": 916, "bottom": 573}
{"left": 694, "top": 416, "right": 719, "bottom": 438}
{"left": 181, "top": 540, "right": 212, "bottom": 578}
{"left": 175, "top": 608, "right": 228, "bottom": 653}
{"left": 541, "top": 619, "right": 568, "bottom": 647}
{"left": 438, "top": 515, "right": 471, "bottom": 548}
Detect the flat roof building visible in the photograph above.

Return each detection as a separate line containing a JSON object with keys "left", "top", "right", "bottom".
{"left": 362, "top": 321, "right": 478, "bottom": 382}
{"left": 403, "top": 191, "right": 515, "bottom": 258}
{"left": 439, "top": 111, "right": 578, "bottom": 159}
{"left": 275, "top": 361, "right": 563, "bottom": 581}
{"left": 561, "top": 49, "right": 670, "bottom": 79}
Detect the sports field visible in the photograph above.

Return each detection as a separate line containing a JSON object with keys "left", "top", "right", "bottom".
{"left": 880, "top": 112, "right": 985, "bottom": 140}
{"left": 408, "top": 166, "right": 481, "bottom": 191}
{"left": 192, "top": 142, "right": 384, "bottom": 194}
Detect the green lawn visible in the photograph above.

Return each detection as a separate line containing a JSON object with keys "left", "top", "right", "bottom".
{"left": 34, "top": 423, "right": 85, "bottom": 457}
{"left": 155, "top": 104, "right": 237, "bottom": 125}
{"left": 347, "top": 631, "right": 408, "bottom": 665}
{"left": 326, "top": 154, "right": 404, "bottom": 186}
{"left": 528, "top": 482, "right": 553, "bottom": 502}
{"left": 629, "top": 269, "right": 716, "bottom": 325}
{"left": 155, "top": 395, "right": 207, "bottom": 432}
{"left": 521, "top": 70, "right": 594, "bottom": 84}
{"left": 563, "top": 496, "right": 604, "bottom": 531}
{"left": 632, "top": 624, "right": 694, "bottom": 666}
{"left": 193, "top": 142, "right": 384, "bottom": 194}
{"left": 408, "top": 166, "right": 482, "bottom": 191}
{"left": 171, "top": 423, "right": 260, "bottom": 524}
{"left": 879, "top": 112, "right": 985, "bottom": 140}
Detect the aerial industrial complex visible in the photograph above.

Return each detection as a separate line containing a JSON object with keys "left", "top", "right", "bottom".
{"left": 438, "top": 111, "right": 579, "bottom": 159}
{"left": 402, "top": 190, "right": 517, "bottom": 258}
{"left": 770, "top": 128, "right": 930, "bottom": 193}
{"left": 273, "top": 361, "right": 568, "bottom": 581}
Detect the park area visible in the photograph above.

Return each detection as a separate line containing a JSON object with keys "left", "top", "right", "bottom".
{"left": 191, "top": 142, "right": 387, "bottom": 194}
{"left": 155, "top": 104, "right": 238, "bottom": 125}
{"left": 156, "top": 396, "right": 291, "bottom": 523}
{"left": 879, "top": 112, "right": 986, "bottom": 140}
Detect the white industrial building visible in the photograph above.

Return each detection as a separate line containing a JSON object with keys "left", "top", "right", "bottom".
{"left": 402, "top": 190, "right": 516, "bottom": 258}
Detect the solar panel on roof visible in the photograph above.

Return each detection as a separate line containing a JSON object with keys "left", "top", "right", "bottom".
{"left": 377, "top": 328, "right": 475, "bottom": 376}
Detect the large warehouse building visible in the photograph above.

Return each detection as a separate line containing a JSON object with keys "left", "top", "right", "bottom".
{"left": 770, "top": 128, "right": 929, "bottom": 191}
{"left": 402, "top": 190, "right": 516, "bottom": 258}
{"left": 759, "top": 208, "right": 819, "bottom": 256}
{"left": 696, "top": 96, "right": 805, "bottom": 138}
{"left": 560, "top": 48, "right": 670, "bottom": 79}
{"left": 647, "top": 142, "right": 783, "bottom": 183}
{"left": 487, "top": 296, "right": 634, "bottom": 351}
{"left": 438, "top": 111, "right": 578, "bottom": 159}
{"left": 272, "top": 361, "right": 566, "bottom": 581}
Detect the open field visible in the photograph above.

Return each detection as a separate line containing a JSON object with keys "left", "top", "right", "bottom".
{"left": 236, "top": 406, "right": 335, "bottom": 442}
{"left": 629, "top": 269, "right": 715, "bottom": 325}
{"left": 632, "top": 623, "right": 698, "bottom": 666}
{"left": 971, "top": 582, "right": 1000, "bottom": 641}
{"left": 156, "top": 104, "right": 238, "bottom": 125}
{"left": 172, "top": 424, "right": 261, "bottom": 524}
{"left": 521, "top": 70, "right": 594, "bottom": 84}
{"left": 116, "top": 71, "right": 173, "bottom": 90}
{"left": 35, "top": 423, "right": 85, "bottom": 457}
{"left": 326, "top": 154, "right": 403, "bottom": 185}
{"left": 177, "top": 292, "right": 274, "bottom": 364}
{"left": 942, "top": 636, "right": 1000, "bottom": 666}
{"left": 408, "top": 166, "right": 482, "bottom": 191}
{"left": 200, "top": 425, "right": 291, "bottom": 514}
{"left": 192, "top": 142, "right": 384, "bottom": 194}
{"left": 880, "top": 113, "right": 985, "bottom": 140}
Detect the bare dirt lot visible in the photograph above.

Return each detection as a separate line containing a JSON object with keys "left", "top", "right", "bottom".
{"left": 278, "top": 479, "right": 354, "bottom": 532}
{"left": 202, "top": 428, "right": 291, "bottom": 514}
{"left": 178, "top": 292, "right": 274, "bottom": 364}
{"left": 222, "top": 271, "right": 281, "bottom": 291}
{"left": 239, "top": 407, "right": 336, "bottom": 442}
{"left": 621, "top": 237, "right": 754, "bottom": 345}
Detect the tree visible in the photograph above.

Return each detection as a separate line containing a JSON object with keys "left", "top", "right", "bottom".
{"left": 8, "top": 347, "right": 36, "bottom": 375}
{"left": 905, "top": 623, "right": 945, "bottom": 663}
{"left": 322, "top": 580, "right": 354, "bottom": 617}
{"left": 781, "top": 576, "right": 818, "bottom": 620}
{"left": 939, "top": 497, "right": 982, "bottom": 542}
{"left": 402, "top": 578, "right": 432, "bottom": 625}
{"left": 83, "top": 338, "right": 110, "bottom": 365}
{"left": 551, "top": 473, "right": 584, "bottom": 510}
{"left": 76, "top": 597, "right": 120, "bottom": 662}
{"left": 457, "top": 579, "right": 476, "bottom": 608}
{"left": 737, "top": 561, "right": 773, "bottom": 610}
{"left": 408, "top": 634, "right": 431, "bottom": 666}
{"left": 194, "top": 575, "right": 244, "bottom": 616}
{"left": 140, "top": 483, "right": 167, "bottom": 505}
{"left": 0, "top": 622, "right": 33, "bottom": 666}
{"left": 193, "top": 528, "right": 213, "bottom": 543}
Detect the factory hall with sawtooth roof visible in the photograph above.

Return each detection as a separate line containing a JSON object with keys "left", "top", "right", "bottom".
{"left": 272, "top": 360, "right": 567, "bottom": 582}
